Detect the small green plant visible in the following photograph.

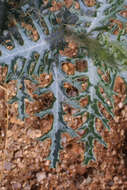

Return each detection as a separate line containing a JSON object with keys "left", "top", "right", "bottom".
{"left": 0, "top": 0, "right": 127, "bottom": 168}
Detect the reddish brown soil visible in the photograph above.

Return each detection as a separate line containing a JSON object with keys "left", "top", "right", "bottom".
{"left": 0, "top": 67, "right": 127, "bottom": 190}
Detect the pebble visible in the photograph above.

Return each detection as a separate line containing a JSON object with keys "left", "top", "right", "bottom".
{"left": 27, "top": 129, "right": 41, "bottom": 138}
{"left": 36, "top": 172, "right": 46, "bottom": 183}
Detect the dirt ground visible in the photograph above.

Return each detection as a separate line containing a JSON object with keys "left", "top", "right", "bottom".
{"left": 0, "top": 68, "right": 127, "bottom": 190}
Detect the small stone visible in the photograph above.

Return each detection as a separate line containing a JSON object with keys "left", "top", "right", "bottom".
{"left": 61, "top": 136, "right": 67, "bottom": 144}
{"left": 27, "top": 129, "right": 41, "bottom": 138}
{"left": 4, "top": 162, "right": 12, "bottom": 171}
{"left": 118, "top": 102, "right": 123, "bottom": 108}
{"left": 12, "top": 182, "right": 21, "bottom": 189}
{"left": 120, "top": 129, "right": 124, "bottom": 136}
{"left": 36, "top": 172, "right": 46, "bottom": 183}
{"left": 108, "top": 181, "right": 114, "bottom": 186}
{"left": 86, "top": 176, "right": 92, "bottom": 184}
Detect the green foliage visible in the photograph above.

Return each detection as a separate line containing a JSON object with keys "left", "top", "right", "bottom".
{"left": 0, "top": 0, "right": 127, "bottom": 167}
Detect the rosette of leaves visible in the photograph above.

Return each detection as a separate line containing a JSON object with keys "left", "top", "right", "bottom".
{"left": 0, "top": 0, "right": 127, "bottom": 167}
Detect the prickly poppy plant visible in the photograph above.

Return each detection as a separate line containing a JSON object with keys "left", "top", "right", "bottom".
{"left": 0, "top": 0, "right": 127, "bottom": 168}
